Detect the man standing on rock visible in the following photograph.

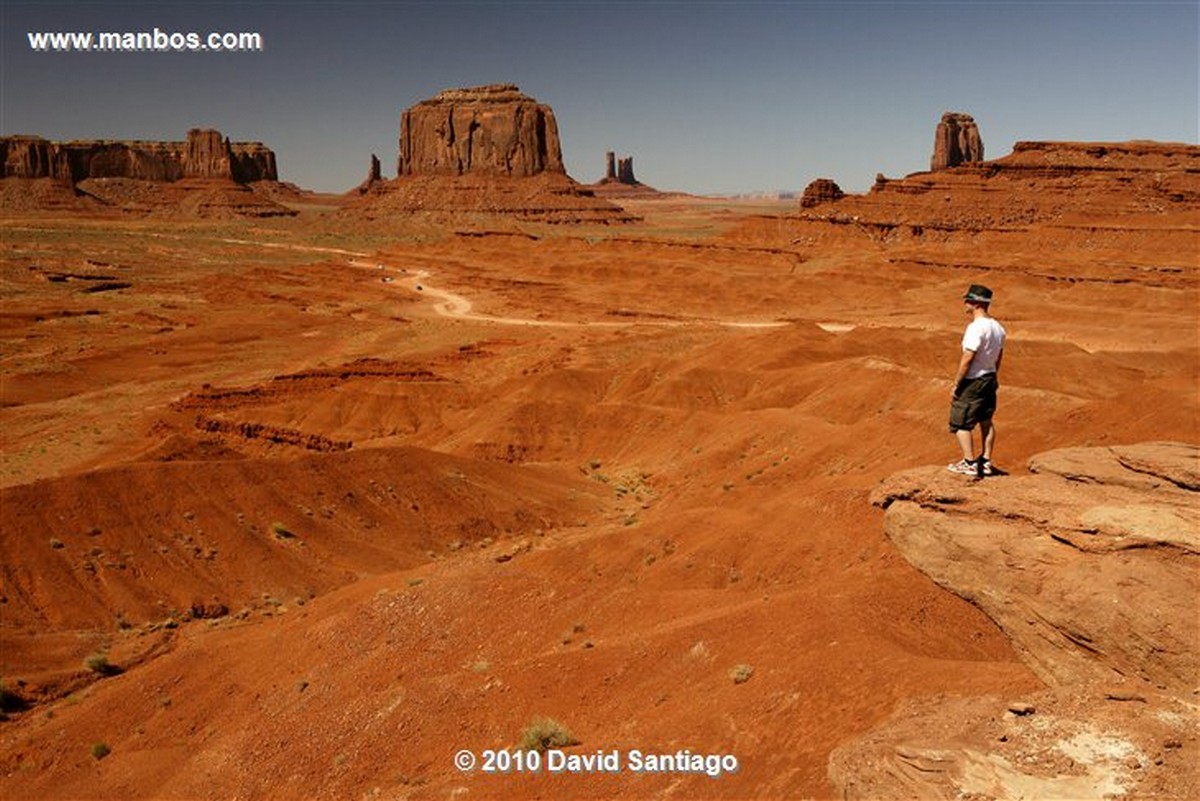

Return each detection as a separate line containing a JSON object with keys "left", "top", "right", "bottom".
{"left": 948, "top": 284, "right": 1006, "bottom": 476}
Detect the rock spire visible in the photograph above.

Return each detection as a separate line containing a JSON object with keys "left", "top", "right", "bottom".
{"left": 931, "top": 112, "right": 984, "bottom": 170}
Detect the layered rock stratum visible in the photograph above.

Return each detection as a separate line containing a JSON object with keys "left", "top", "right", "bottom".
{"left": 775, "top": 139, "right": 1200, "bottom": 242}
{"left": 397, "top": 83, "right": 563, "bottom": 178}
{"left": 830, "top": 442, "right": 1199, "bottom": 800}
{"left": 0, "top": 128, "right": 290, "bottom": 217}
{"left": 1, "top": 136, "right": 72, "bottom": 181}
{"left": 2, "top": 129, "right": 277, "bottom": 184}
{"left": 800, "top": 178, "right": 844, "bottom": 208}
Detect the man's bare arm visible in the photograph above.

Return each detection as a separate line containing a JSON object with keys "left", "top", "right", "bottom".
{"left": 952, "top": 349, "right": 975, "bottom": 396}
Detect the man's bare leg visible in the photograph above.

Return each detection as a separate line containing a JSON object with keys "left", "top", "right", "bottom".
{"left": 955, "top": 428, "right": 975, "bottom": 461}
{"left": 980, "top": 419, "right": 996, "bottom": 462}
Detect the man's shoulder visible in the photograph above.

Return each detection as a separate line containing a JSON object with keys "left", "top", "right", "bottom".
{"left": 972, "top": 316, "right": 1005, "bottom": 332}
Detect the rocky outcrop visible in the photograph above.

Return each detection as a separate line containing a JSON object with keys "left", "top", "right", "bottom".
{"left": 617, "top": 156, "right": 636, "bottom": 184}
{"left": 932, "top": 112, "right": 984, "bottom": 170}
{"left": 228, "top": 142, "right": 276, "bottom": 183}
{"left": 871, "top": 441, "right": 1198, "bottom": 693}
{"left": 1, "top": 136, "right": 72, "bottom": 181}
{"left": 397, "top": 83, "right": 564, "bottom": 178}
{"left": 1, "top": 128, "right": 286, "bottom": 216}
{"left": 799, "top": 178, "right": 844, "bottom": 208}
{"left": 590, "top": 151, "right": 677, "bottom": 200}
{"left": 830, "top": 442, "right": 1200, "bottom": 800}
{"left": 354, "top": 154, "right": 384, "bottom": 195}
{"left": 346, "top": 172, "right": 638, "bottom": 225}
{"left": 783, "top": 140, "right": 1200, "bottom": 244}
{"left": 183, "top": 128, "right": 232, "bottom": 178}
{"left": 66, "top": 177, "right": 296, "bottom": 218}
{"left": 1, "top": 129, "right": 278, "bottom": 183}
{"left": 357, "top": 84, "right": 632, "bottom": 223}
{"left": 599, "top": 152, "right": 639, "bottom": 185}
{"left": 63, "top": 140, "right": 182, "bottom": 182}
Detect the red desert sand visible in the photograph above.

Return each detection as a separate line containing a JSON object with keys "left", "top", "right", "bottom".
{"left": 0, "top": 131, "right": 1197, "bottom": 800}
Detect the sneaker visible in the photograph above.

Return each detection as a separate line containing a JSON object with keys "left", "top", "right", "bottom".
{"left": 979, "top": 458, "right": 996, "bottom": 476}
{"left": 946, "top": 459, "right": 977, "bottom": 475}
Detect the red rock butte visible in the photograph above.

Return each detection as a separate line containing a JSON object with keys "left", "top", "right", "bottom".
{"left": 356, "top": 84, "right": 634, "bottom": 223}
{"left": 931, "top": 111, "right": 984, "bottom": 171}
{"left": 800, "top": 178, "right": 845, "bottom": 208}
{"left": 397, "top": 83, "right": 564, "bottom": 178}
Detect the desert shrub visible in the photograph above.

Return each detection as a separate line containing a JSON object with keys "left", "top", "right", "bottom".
{"left": 730, "top": 664, "right": 754, "bottom": 684}
{"left": 83, "top": 654, "right": 120, "bottom": 676}
{"left": 271, "top": 522, "right": 295, "bottom": 539}
{"left": 90, "top": 742, "right": 111, "bottom": 760}
{"left": 518, "top": 716, "right": 579, "bottom": 752}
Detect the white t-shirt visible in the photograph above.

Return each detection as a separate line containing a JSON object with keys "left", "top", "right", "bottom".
{"left": 962, "top": 316, "right": 1006, "bottom": 378}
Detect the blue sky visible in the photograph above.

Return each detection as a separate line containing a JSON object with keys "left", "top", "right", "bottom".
{"left": 3, "top": 1, "right": 1197, "bottom": 194}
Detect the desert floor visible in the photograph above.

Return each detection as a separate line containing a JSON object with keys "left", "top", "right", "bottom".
{"left": 1, "top": 195, "right": 1196, "bottom": 799}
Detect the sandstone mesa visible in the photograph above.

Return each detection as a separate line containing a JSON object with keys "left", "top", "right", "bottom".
{"left": 352, "top": 83, "right": 634, "bottom": 223}
{"left": 0, "top": 127, "right": 292, "bottom": 217}
{"left": 1, "top": 127, "right": 277, "bottom": 184}
{"left": 397, "top": 83, "right": 563, "bottom": 178}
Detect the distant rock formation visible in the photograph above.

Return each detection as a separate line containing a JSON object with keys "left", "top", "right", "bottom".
{"left": 830, "top": 442, "right": 1200, "bottom": 800}
{"left": 617, "top": 156, "right": 636, "bottom": 184}
{"left": 931, "top": 112, "right": 984, "bottom": 170}
{"left": 356, "top": 84, "right": 633, "bottom": 223}
{"left": 1, "top": 128, "right": 289, "bottom": 216}
{"left": 1, "top": 128, "right": 278, "bottom": 184}
{"left": 397, "top": 83, "right": 564, "bottom": 178}
{"left": 1, "top": 136, "right": 72, "bottom": 181}
{"left": 792, "top": 140, "right": 1200, "bottom": 239}
{"left": 599, "top": 151, "right": 639, "bottom": 186}
{"left": 184, "top": 128, "right": 232, "bottom": 179}
{"left": 799, "top": 178, "right": 844, "bottom": 208}
{"left": 354, "top": 154, "right": 384, "bottom": 195}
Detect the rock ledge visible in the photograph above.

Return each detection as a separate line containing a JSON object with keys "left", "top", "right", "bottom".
{"left": 832, "top": 442, "right": 1199, "bottom": 800}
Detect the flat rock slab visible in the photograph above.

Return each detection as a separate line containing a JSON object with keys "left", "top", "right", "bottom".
{"left": 833, "top": 442, "right": 1200, "bottom": 800}
{"left": 870, "top": 442, "right": 1199, "bottom": 693}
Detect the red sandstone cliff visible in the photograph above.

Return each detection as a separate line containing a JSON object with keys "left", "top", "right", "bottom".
{"left": 1, "top": 128, "right": 278, "bottom": 184}
{"left": 786, "top": 139, "right": 1200, "bottom": 235}
{"left": 356, "top": 84, "right": 631, "bottom": 223}
{"left": 397, "top": 84, "right": 564, "bottom": 178}
{"left": 1, "top": 136, "right": 73, "bottom": 181}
